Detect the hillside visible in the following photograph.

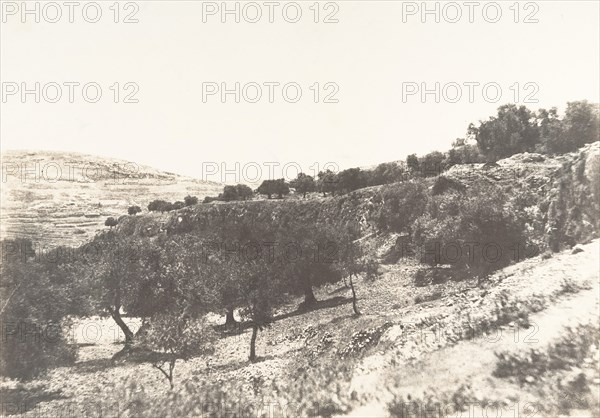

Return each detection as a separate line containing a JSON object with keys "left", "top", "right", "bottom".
{"left": 0, "top": 151, "right": 223, "bottom": 248}
{"left": 2, "top": 238, "right": 597, "bottom": 417}
{"left": 1, "top": 144, "right": 598, "bottom": 417}
{"left": 115, "top": 142, "right": 599, "bottom": 260}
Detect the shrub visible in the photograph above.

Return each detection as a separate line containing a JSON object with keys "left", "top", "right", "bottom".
{"left": 494, "top": 321, "right": 600, "bottom": 386}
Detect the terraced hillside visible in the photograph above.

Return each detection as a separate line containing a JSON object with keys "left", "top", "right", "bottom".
{"left": 0, "top": 151, "right": 223, "bottom": 248}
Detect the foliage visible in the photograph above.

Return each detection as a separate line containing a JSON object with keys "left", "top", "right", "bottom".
{"left": 368, "top": 162, "right": 407, "bottom": 186}
{"left": 235, "top": 184, "right": 254, "bottom": 200}
{"left": 406, "top": 154, "right": 419, "bottom": 172}
{"left": 289, "top": 173, "right": 316, "bottom": 197}
{"left": 257, "top": 179, "right": 289, "bottom": 199}
{"left": 127, "top": 205, "right": 142, "bottom": 216}
{"left": 468, "top": 104, "right": 539, "bottom": 160}
{"left": 412, "top": 183, "right": 528, "bottom": 278}
{"left": 0, "top": 239, "right": 84, "bottom": 379}
{"left": 470, "top": 101, "right": 598, "bottom": 159}
{"left": 417, "top": 151, "right": 447, "bottom": 178}
{"left": 184, "top": 195, "right": 198, "bottom": 206}
{"left": 373, "top": 180, "right": 429, "bottom": 233}
{"left": 337, "top": 168, "right": 367, "bottom": 193}
{"left": 219, "top": 184, "right": 253, "bottom": 201}
{"left": 138, "top": 313, "right": 216, "bottom": 389}
{"left": 317, "top": 170, "right": 338, "bottom": 196}
{"left": 147, "top": 200, "right": 173, "bottom": 213}
{"left": 172, "top": 201, "right": 185, "bottom": 210}
{"left": 560, "top": 101, "right": 600, "bottom": 152}
{"left": 104, "top": 217, "right": 118, "bottom": 228}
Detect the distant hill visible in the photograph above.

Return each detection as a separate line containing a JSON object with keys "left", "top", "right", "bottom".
{"left": 0, "top": 150, "right": 223, "bottom": 248}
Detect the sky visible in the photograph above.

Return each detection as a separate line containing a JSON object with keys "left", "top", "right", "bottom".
{"left": 1, "top": 0, "right": 599, "bottom": 183}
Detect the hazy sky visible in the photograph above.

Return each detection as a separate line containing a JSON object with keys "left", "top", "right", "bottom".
{"left": 1, "top": 1, "right": 599, "bottom": 182}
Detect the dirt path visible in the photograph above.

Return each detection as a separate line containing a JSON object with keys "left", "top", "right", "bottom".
{"left": 343, "top": 241, "right": 600, "bottom": 418}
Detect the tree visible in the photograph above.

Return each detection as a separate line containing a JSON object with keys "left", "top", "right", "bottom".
{"left": 128, "top": 205, "right": 142, "bottom": 216}
{"left": 80, "top": 234, "right": 145, "bottom": 345}
{"left": 406, "top": 154, "right": 420, "bottom": 173}
{"left": 237, "top": 258, "right": 283, "bottom": 362}
{"left": 373, "top": 180, "right": 429, "bottom": 233}
{"left": 412, "top": 182, "right": 528, "bottom": 282}
{"left": 337, "top": 168, "right": 366, "bottom": 193}
{"left": 278, "top": 223, "right": 347, "bottom": 309}
{"left": 235, "top": 184, "right": 254, "bottom": 201}
{"left": 0, "top": 239, "right": 86, "bottom": 379}
{"left": 368, "top": 162, "right": 407, "bottom": 186}
{"left": 290, "top": 173, "right": 316, "bottom": 198}
{"left": 273, "top": 179, "right": 290, "bottom": 199}
{"left": 139, "top": 313, "right": 215, "bottom": 389}
{"left": 257, "top": 179, "right": 289, "bottom": 199}
{"left": 418, "top": 151, "right": 447, "bottom": 178}
{"left": 469, "top": 104, "right": 539, "bottom": 160}
{"left": 172, "top": 201, "right": 185, "bottom": 210}
{"left": 535, "top": 107, "right": 563, "bottom": 154}
{"left": 148, "top": 200, "right": 173, "bottom": 213}
{"left": 221, "top": 185, "right": 239, "bottom": 202}
{"left": 204, "top": 221, "right": 284, "bottom": 361}
{"left": 184, "top": 195, "right": 198, "bottom": 206}
{"left": 446, "top": 140, "right": 485, "bottom": 166}
{"left": 317, "top": 170, "right": 338, "bottom": 197}
{"left": 105, "top": 217, "right": 118, "bottom": 228}
{"left": 337, "top": 241, "right": 379, "bottom": 316}
{"left": 561, "top": 101, "right": 599, "bottom": 151}
{"left": 257, "top": 180, "right": 276, "bottom": 199}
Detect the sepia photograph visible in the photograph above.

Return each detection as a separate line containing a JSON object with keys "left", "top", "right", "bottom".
{"left": 0, "top": 1, "right": 599, "bottom": 416}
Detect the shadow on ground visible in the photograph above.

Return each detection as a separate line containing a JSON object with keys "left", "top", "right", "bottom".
{"left": 0, "top": 384, "right": 67, "bottom": 415}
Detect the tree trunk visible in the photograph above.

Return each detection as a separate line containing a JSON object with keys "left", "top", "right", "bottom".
{"left": 349, "top": 274, "right": 361, "bottom": 316}
{"left": 111, "top": 307, "right": 134, "bottom": 344}
{"left": 168, "top": 359, "right": 175, "bottom": 389}
{"left": 225, "top": 308, "right": 237, "bottom": 328}
{"left": 303, "top": 283, "right": 317, "bottom": 308}
{"left": 249, "top": 324, "right": 259, "bottom": 362}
